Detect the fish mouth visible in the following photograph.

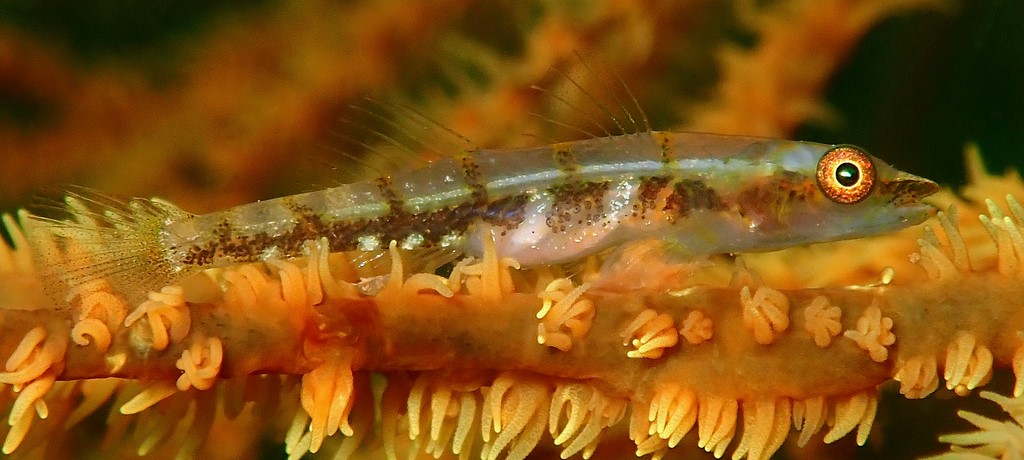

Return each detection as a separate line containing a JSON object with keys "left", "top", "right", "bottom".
{"left": 893, "top": 202, "right": 937, "bottom": 227}
{"left": 881, "top": 171, "right": 939, "bottom": 227}
{"left": 886, "top": 171, "right": 940, "bottom": 207}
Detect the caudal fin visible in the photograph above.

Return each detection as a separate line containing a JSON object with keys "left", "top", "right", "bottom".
{"left": 26, "top": 189, "right": 192, "bottom": 305}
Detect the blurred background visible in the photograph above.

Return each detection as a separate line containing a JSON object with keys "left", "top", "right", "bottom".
{"left": 0, "top": 0, "right": 1020, "bottom": 214}
{"left": 0, "top": 0, "right": 1020, "bottom": 458}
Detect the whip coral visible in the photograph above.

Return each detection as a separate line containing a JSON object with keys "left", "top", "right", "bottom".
{"left": 4, "top": 0, "right": 1019, "bottom": 458}
{"left": 0, "top": 151, "right": 1021, "bottom": 459}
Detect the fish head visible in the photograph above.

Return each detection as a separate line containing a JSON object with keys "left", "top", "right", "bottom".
{"left": 761, "top": 144, "right": 939, "bottom": 248}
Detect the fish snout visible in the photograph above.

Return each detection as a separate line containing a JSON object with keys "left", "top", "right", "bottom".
{"left": 887, "top": 171, "right": 940, "bottom": 206}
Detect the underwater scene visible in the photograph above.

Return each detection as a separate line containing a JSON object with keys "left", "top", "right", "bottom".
{"left": 0, "top": 1, "right": 1022, "bottom": 459}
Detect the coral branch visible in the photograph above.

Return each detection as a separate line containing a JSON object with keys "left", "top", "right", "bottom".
{"left": 0, "top": 173, "right": 1023, "bottom": 459}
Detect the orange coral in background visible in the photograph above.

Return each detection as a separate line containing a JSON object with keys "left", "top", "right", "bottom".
{"left": 1, "top": 0, "right": 984, "bottom": 210}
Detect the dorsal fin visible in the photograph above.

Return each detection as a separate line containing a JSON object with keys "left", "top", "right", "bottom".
{"left": 332, "top": 96, "right": 479, "bottom": 182}
{"left": 529, "top": 51, "right": 652, "bottom": 142}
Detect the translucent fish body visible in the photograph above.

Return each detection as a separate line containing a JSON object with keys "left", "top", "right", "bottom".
{"left": 32, "top": 131, "right": 938, "bottom": 297}
{"left": 163, "top": 131, "right": 935, "bottom": 266}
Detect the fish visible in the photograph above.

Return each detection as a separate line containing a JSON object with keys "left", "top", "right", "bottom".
{"left": 19, "top": 55, "right": 939, "bottom": 302}
{"left": 24, "top": 126, "right": 938, "bottom": 303}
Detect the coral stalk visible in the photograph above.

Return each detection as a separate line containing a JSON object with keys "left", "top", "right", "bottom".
{"left": 1, "top": 160, "right": 1023, "bottom": 458}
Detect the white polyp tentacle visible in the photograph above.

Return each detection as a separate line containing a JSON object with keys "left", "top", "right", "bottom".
{"left": 124, "top": 286, "right": 190, "bottom": 352}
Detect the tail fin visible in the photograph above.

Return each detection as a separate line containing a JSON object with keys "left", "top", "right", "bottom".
{"left": 26, "top": 188, "right": 193, "bottom": 305}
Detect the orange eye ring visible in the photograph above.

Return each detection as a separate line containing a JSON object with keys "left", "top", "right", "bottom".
{"left": 816, "top": 145, "right": 876, "bottom": 204}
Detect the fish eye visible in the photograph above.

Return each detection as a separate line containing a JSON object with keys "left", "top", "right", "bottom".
{"left": 816, "top": 145, "right": 875, "bottom": 204}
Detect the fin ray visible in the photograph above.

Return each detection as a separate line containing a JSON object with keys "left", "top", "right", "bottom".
{"left": 530, "top": 52, "right": 653, "bottom": 142}
{"left": 333, "top": 96, "right": 479, "bottom": 183}
{"left": 27, "top": 187, "right": 192, "bottom": 304}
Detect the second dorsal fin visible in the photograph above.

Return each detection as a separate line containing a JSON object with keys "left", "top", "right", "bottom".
{"left": 529, "top": 51, "right": 652, "bottom": 143}
{"left": 332, "top": 96, "right": 479, "bottom": 182}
